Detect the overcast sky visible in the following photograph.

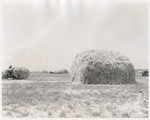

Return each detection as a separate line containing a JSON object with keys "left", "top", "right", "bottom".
{"left": 1, "top": 0, "right": 148, "bottom": 71}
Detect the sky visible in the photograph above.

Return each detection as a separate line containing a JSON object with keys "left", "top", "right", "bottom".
{"left": 1, "top": 0, "right": 149, "bottom": 71}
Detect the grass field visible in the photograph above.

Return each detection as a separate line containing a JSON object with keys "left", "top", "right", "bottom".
{"left": 2, "top": 73, "right": 149, "bottom": 118}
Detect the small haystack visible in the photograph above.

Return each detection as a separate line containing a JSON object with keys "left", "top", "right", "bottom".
{"left": 142, "top": 70, "right": 149, "bottom": 76}
{"left": 52, "top": 69, "right": 68, "bottom": 74}
{"left": 2, "top": 71, "right": 8, "bottom": 79}
{"left": 70, "top": 50, "right": 136, "bottom": 85}
{"left": 2, "top": 66, "right": 30, "bottom": 79}
{"left": 12, "top": 67, "right": 30, "bottom": 79}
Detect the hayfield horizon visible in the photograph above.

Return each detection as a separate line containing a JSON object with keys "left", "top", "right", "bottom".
{"left": 1, "top": 0, "right": 148, "bottom": 71}
{"left": 1, "top": 48, "right": 149, "bottom": 72}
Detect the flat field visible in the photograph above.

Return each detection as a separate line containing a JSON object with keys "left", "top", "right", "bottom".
{"left": 2, "top": 73, "right": 149, "bottom": 118}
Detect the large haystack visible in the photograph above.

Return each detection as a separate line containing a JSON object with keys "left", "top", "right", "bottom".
{"left": 11, "top": 67, "right": 30, "bottom": 79}
{"left": 70, "top": 50, "right": 136, "bottom": 84}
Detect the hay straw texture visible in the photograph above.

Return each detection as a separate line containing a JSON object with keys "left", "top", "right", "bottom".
{"left": 70, "top": 50, "right": 136, "bottom": 85}
{"left": 11, "top": 67, "right": 30, "bottom": 79}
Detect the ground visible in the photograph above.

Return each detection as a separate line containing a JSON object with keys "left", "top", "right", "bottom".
{"left": 2, "top": 73, "right": 149, "bottom": 118}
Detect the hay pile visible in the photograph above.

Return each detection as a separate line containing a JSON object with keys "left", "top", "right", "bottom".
{"left": 2, "top": 71, "right": 8, "bottom": 79}
{"left": 11, "top": 67, "right": 30, "bottom": 79}
{"left": 52, "top": 69, "right": 68, "bottom": 74}
{"left": 2, "top": 69, "right": 15, "bottom": 79}
{"left": 142, "top": 70, "right": 148, "bottom": 76}
{"left": 2, "top": 67, "right": 30, "bottom": 79}
{"left": 70, "top": 50, "right": 136, "bottom": 84}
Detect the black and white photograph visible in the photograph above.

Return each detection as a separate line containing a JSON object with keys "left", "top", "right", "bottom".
{"left": 1, "top": 0, "right": 149, "bottom": 118}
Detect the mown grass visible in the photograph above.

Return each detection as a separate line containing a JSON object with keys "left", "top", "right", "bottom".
{"left": 2, "top": 73, "right": 149, "bottom": 118}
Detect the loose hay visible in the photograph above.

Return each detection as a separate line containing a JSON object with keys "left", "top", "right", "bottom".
{"left": 70, "top": 50, "right": 136, "bottom": 84}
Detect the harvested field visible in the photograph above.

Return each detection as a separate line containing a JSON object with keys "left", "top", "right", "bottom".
{"left": 2, "top": 73, "right": 149, "bottom": 118}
